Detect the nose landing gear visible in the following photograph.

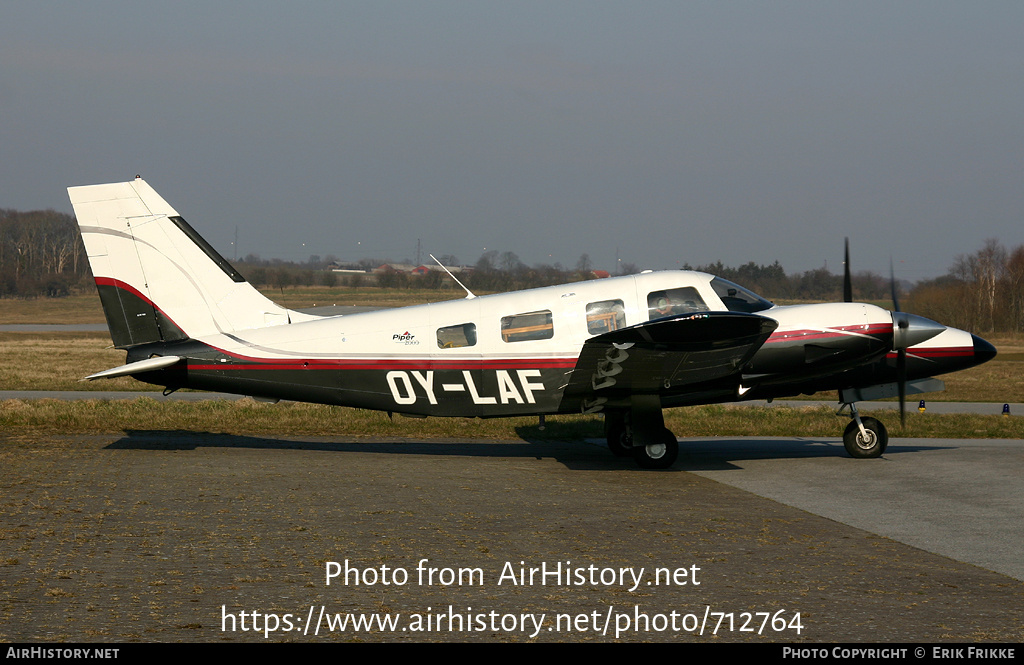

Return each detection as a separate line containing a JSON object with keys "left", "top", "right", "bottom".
{"left": 838, "top": 402, "right": 888, "bottom": 458}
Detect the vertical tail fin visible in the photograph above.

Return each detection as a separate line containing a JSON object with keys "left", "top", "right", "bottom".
{"left": 68, "top": 178, "right": 298, "bottom": 348}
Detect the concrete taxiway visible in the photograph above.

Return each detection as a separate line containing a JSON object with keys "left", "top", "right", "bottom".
{"left": 673, "top": 436, "right": 1024, "bottom": 581}
{"left": 1, "top": 430, "right": 1022, "bottom": 642}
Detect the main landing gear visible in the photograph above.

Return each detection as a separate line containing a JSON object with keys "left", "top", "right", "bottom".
{"left": 837, "top": 402, "right": 887, "bottom": 458}
{"left": 606, "top": 398, "right": 889, "bottom": 465}
{"left": 605, "top": 400, "right": 679, "bottom": 469}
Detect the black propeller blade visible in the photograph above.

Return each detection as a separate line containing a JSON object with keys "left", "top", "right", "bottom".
{"left": 897, "top": 347, "right": 907, "bottom": 427}
{"left": 890, "top": 259, "right": 907, "bottom": 428}
{"left": 846, "top": 245, "right": 943, "bottom": 429}
{"left": 890, "top": 258, "right": 901, "bottom": 313}
{"left": 843, "top": 238, "right": 852, "bottom": 303}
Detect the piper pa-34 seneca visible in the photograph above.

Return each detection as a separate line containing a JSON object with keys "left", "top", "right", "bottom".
{"left": 69, "top": 178, "right": 996, "bottom": 468}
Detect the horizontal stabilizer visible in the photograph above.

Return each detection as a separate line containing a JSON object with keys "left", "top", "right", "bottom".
{"left": 83, "top": 355, "right": 182, "bottom": 381}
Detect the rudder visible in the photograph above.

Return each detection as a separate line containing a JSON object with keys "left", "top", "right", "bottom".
{"left": 69, "top": 178, "right": 299, "bottom": 348}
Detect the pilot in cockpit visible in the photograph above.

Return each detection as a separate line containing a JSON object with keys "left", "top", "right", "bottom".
{"left": 649, "top": 292, "right": 675, "bottom": 319}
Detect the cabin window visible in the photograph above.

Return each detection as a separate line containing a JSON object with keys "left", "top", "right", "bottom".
{"left": 437, "top": 323, "right": 477, "bottom": 348}
{"left": 710, "top": 278, "right": 774, "bottom": 313}
{"left": 501, "top": 310, "right": 554, "bottom": 342}
{"left": 647, "top": 287, "right": 708, "bottom": 320}
{"left": 586, "top": 299, "right": 626, "bottom": 335}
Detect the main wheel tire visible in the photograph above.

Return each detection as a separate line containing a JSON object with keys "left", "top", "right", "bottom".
{"left": 633, "top": 428, "right": 679, "bottom": 469}
{"left": 605, "top": 413, "right": 633, "bottom": 457}
{"left": 842, "top": 417, "right": 887, "bottom": 458}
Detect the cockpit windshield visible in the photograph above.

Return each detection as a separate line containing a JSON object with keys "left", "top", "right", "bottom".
{"left": 710, "top": 278, "right": 774, "bottom": 313}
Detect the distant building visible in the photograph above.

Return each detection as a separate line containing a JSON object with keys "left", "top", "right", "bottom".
{"left": 374, "top": 263, "right": 472, "bottom": 276}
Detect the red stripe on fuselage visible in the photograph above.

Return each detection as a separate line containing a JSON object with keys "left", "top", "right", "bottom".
{"left": 190, "top": 330, "right": 582, "bottom": 371}
{"left": 189, "top": 357, "right": 579, "bottom": 371}
{"left": 765, "top": 323, "right": 891, "bottom": 344}
{"left": 888, "top": 347, "right": 974, "bottom": 359}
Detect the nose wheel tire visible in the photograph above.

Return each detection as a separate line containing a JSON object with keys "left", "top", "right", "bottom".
{"left": 843, "top": 417, "right": 887, "bottom": 458}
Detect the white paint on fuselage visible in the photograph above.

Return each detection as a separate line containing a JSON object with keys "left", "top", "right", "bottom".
{"left": 191, "top": 269, "right": 972, "bottom": 366}
{"left": 906, "top": 326, "right": 975, "bottom": 353}
{"left": 763, "top": 302, "right": 893, "bottom": 336}
{"left": 196, "top": 271, "right": 728, "bottom": 360}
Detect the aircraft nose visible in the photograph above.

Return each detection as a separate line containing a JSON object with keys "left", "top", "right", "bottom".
{"left": 971, "top": 334, "right": 997, "bottom": 363}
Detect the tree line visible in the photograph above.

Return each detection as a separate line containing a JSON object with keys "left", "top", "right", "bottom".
{"left": 0, "top": 209, "right": 88, "bottom": 297}
{"left": 906, "top": 239, "right": 1024, "bottom": 334}
{"left": 1, "top": 208, "right": 1021, "bottom": 333}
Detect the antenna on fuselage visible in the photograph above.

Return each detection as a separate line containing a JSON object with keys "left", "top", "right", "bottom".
{"left": 430, "top": 254, "right": 476, "bottom": 299}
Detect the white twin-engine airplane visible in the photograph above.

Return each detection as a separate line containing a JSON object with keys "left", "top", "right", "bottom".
{"left": 69, "top": 178, "right": 996, "bottom": 469}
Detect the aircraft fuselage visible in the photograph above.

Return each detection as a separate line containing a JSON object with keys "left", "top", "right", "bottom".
{"left": 123, "top": 271, "right": 992, "bottom": 417}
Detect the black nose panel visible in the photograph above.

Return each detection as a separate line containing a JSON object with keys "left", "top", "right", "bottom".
{"left": 971, "top": 334, "right": 997, "bottom": 364}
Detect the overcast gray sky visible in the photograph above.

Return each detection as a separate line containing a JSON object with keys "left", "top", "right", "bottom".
{"left": 2, "top": 1, "right": 1022, "bottom": 282}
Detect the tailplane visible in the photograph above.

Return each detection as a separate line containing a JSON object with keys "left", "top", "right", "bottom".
{"left": 69, "top": 178, "right": 303, "bottom": 348}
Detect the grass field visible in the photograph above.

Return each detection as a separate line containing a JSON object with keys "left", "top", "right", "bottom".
{"left": 2, "top": 397, "right": 1023, "bottom": 439}
{"left": 1, "top": 287, "right": 1021, "bottom": 441}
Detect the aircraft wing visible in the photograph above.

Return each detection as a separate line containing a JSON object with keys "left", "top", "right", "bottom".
{"left": 561, "top": 312, "right": 777, "bottom": 411}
